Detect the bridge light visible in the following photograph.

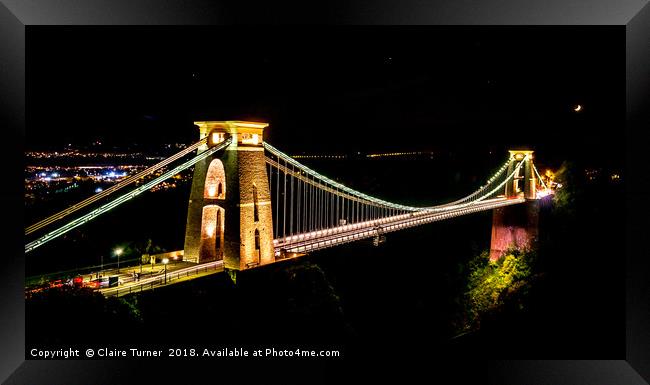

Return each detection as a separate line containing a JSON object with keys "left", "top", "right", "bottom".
{"left": 211, "top": 132, "right": 225, "bottom": 145}
{"left": 240, "top": 133, "right": 260, "bottom": 145}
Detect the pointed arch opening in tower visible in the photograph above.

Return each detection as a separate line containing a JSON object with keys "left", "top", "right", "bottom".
{"left": 254, "top": 228, "right": 261, "bottom": 264}
{"left": 252, "top": 184, "right": 259, "bottom": 222}
{"left": 200, "top": 205, "right": 224, "bottom": 261}
{"left": 204, "top": 159, "right": 226, "bottom": 199}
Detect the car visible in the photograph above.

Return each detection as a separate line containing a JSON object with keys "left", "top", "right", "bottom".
{"left": 89, "top": 275, "right": 119, "bottom": 289}
{"left": 72, "top": 276, "right": 84, "bottom": 287}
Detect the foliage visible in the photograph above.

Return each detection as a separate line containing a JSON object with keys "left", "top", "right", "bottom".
{"left": 115, "top": 295, "right": 143, "bottom": 322}
{"left": 281, "top": 262, "right": 346, "bottom": 324}
{"left": 456, "top": 248, "right": 537, "bottom": 333}
{"left": 552, "top": 161, "right": 581, "bottom": 217}
{"left": 125, "top": 238, "right": 166, "bottom": 262}
{"left": 26, "top": 285, "right": 144, "bottom": 344}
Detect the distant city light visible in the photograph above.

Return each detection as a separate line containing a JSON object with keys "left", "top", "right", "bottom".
{"left": 25, "top": 150, "right": 192, "bottom": 206}
{"left": 366, "top": 151, "right": 433, "bottom": 159}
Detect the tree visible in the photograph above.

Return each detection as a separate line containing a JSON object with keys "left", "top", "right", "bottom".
{"left": 457, "top": 248, "right": 537, "bottom": 333}
{"left": 552, "top": 160, "right": 582, "bottom": 217}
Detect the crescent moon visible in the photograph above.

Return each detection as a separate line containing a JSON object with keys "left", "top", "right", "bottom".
{"left": 574, "top": 104, "right": 582, "bottom": 112}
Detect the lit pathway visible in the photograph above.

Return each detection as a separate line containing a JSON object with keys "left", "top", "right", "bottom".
{"left": 99, "top": 260, "right": 224, "bottom": 297}
{"left": 274, "top": 197, "right": 525, "bottom": 255}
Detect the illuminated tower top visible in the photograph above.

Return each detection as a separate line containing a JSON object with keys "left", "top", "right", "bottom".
{"left": 509, "top": 150, "right": 534, "bottom": 162}
{"left": 194, "top": 121, "right": 269, "bottom": 150}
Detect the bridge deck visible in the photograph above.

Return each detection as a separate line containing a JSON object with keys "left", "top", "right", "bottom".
{"left": 100, "top": 260, "right": 224, "bottom": 297}
{"left": 97, "top": 198, "right": 525, "bottom": 297}
{"left": 273, "top": 197, "right": 525, "bottom": 255}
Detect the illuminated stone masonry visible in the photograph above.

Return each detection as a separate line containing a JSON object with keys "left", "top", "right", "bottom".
{"left": 490, "top": 150, "right": 539, "bottom": 261}
{"left": 184, "top": 121, "right": 274, "bottom": 274}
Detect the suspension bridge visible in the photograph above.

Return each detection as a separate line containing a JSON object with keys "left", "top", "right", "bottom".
{"left": 25, "top": 121, "right": 551, "bottom": 295}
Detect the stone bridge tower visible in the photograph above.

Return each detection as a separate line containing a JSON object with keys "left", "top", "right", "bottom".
{"left": 490, "top": 149, "right": 540, "bottom": 261}
{"left": 505, "top": 150, "right": 536, "bottom": 199}
{"left": 183, "top": 121, "right": 275, "bottom": 277}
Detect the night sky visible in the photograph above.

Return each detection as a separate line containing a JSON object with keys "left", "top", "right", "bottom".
{"left": 27, "top": 26, "right": 624, "bottom": 167}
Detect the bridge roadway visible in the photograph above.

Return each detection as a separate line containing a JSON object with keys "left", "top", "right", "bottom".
{"left": 98, "top": 197, "right": 525, "bottom": 296}
{"left": 99, "top": 260, "right": 224, "bottom": 297}
{"left": 273, "top": 196, "right": 526, "bottom": 255}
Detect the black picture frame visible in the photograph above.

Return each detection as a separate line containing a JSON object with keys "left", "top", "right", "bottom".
{"left": 1, "top": 1, "right": 648, "bottom": 383}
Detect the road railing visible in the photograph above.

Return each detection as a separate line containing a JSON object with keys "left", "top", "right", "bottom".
{"left": 101, "top": 260, "right": 224, "bottom": 297}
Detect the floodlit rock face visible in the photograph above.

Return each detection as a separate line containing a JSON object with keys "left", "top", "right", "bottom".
{"left": 184, "top": 121, "right": 274, "bottom": 270}
{"left": 489, "top": 200, "right": 539, "bottom": 261}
